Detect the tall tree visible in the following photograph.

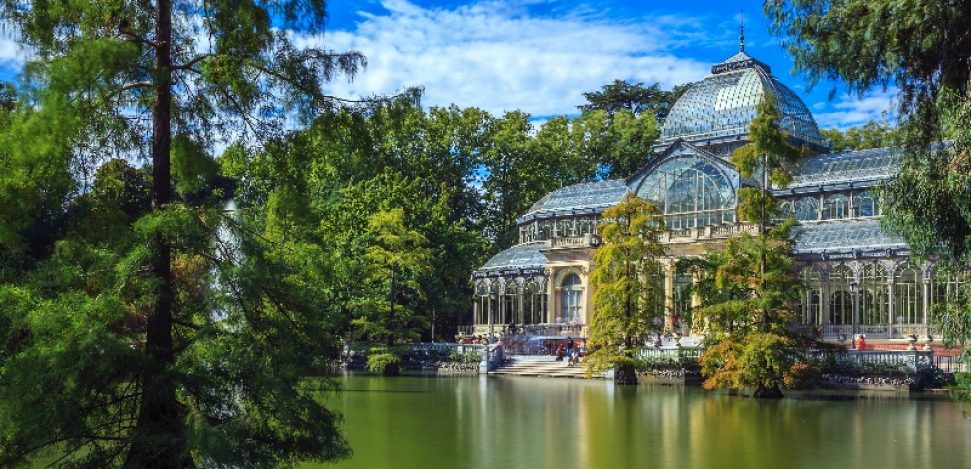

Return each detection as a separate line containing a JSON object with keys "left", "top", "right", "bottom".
{"left": 0, "top": 0, "right": 364, "bottom": 466}
{"left": 820, "top": 120, "right": 901, "bottom": 152}
{"left": 586, "top": 194, "right": 666, "bottom": 385}
{"left": 695, "top": 95, "right": 805, "bottom": 398}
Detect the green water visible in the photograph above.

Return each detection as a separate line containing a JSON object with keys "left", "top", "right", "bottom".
{"left": 312, "top": 374, "right": 971, "bottom": 469}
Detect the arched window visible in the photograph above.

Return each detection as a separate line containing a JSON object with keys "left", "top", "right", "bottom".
{"left": 854, "top": 190, "right": 880, "bottom": 217}
{"left": 800, "top": 267, "right": 823, "bottom": 324}
{"left": 779, "top": 201, "right": 795, "bottom": 220}
{"left": 503, "top": 281, "right": 521, "bottom": 325}
{"left": 635, "top": 156, "right": 736, "bottom": 230}
{"left": 524, "top": 279, "right": 546, "bottom": 325}
{"left": 555, "top": 219, "right": 574, "bottom": 237}
{"left": 474, "top": 280, "right": 489, "bottom": 325}
{"left": 559, "top": 273, "right": 584, "bottom": 324}
{"left": 829, "top": 266, "right": 853, "bottom": 325}
{"left": 794, "top": 197, "right": 819, "bottom": 222}
{"left": 822, "top": 194, "right": 850, "bottom": 220}
{"left": 577, "top": 218, "right": 595, "bottom": 235}
{"left": 860, "top": 264, "right": 888, "bottom": 326}
{"left": 894, "top": 263, "right": 923, "bottom": 327}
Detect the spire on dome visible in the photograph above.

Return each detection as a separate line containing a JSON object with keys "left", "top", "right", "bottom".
{"left": 739, "top": 10, "right": 745, "bottom": 52}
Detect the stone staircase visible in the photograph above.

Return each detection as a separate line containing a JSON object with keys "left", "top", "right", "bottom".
{"left": 491, "top": 356, "right": 605, "bottom": 379}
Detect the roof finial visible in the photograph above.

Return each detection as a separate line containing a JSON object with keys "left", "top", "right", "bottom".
{"left": 739, "top": 10, "right": 745, "bottom": 52}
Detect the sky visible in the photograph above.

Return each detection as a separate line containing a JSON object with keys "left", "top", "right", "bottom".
{"left": 0, "top": 0, "right": 896, "bottom": 130}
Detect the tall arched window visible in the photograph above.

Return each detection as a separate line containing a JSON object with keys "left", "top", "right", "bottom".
{"left": 474, "top": 280, "right": 489, "bottom": 325}
{"left": 794, "top": 197, "right": 819, "bottom": 222}
{"left": 504, "top": 281, "right": 521, "bottom": 325}
{"left": 854, "top": 190, "right": 880, "bottom": 217}
{"left": 635, "top": 156, "right": 736, "bottom": 230}
{"left": 860, "top": 263, "right": 889, "bottom": 326}
{"left": 559, "top": 273, "right": 584, "bottom": 323}
{"left": 524, "top": 279, "right": 546, "bottom": 325}
{"left": 822, "top": 194, "right": 850, "bottom": 220}
{"left": 829, "top": 265, "right": 853, "bottom": 325}
{"left": 894, "top": 263, "right": 923, "bottom": 326}
{"left": 800, "top": 267, "right": 823, "bottom": 324}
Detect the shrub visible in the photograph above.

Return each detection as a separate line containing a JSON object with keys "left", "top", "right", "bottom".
{"left": 783, "top": 362, "right": 822, "bottom": 389}
{"left": 367, "top": 347, "right": 402, "bottom": 374}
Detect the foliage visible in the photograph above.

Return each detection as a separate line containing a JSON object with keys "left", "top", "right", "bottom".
{"left": 820, "top": 120, "right": 901, "bottom": 152}
{"left": 696, "top": 93, "right": 807, "bottom": 398}
{"left": 366, "top": 347, "right": 402, "bottom": 374}
{"left": 929, "top": 279, "right": 971, "bottom": 358}
{"left": 352, "top": 209, "right": 432, "bottom": 347}
{"left": 586, "top": 194, "right": 666, "bottom": 384}
{"left": 701, "top": 333, "right": 801, "bottom": 394}
{"left": 636, "top": 354, "right": 698, "bottom": 370}
{"left": 0, "top": 0, "right": 366, "bottom": 464}
{"left": 579, "top": 79, "right": 692, "bottom": 122}
{"left": 448, "top": 350, "right": 484, "bottom": 364}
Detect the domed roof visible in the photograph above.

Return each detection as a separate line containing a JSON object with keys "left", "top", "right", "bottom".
{"left": 657, "top": 49, "right": 824, "bottom": 150}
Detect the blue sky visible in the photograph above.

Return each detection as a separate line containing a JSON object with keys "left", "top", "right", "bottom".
{"left": 0, "top": 0, "right": 895, "bottom": 130}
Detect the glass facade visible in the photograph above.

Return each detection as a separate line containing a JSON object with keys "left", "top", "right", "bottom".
{"left": 636, "top": 156, "right": 736, "bottom": 229}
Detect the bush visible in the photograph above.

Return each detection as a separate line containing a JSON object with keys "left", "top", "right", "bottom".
{"left": 448, "top": 350, "right": 482, "bottom": 364}
{"left": 783, "top": 362, "right": 822, "bottom": 389}
{"left": 367, "top": 347, "right": 402, "bottom": 375}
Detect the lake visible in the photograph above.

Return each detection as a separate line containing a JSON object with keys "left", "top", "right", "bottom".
{"left": 312, "top": 374, "right": 971, "bottom": 469}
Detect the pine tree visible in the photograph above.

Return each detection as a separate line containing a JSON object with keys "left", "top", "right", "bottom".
{"left": 586, "top": 194, "right": 666, "bottom": 385}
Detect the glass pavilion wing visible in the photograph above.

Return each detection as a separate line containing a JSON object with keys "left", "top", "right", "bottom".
{"left": 474, "top": 241, "right": 547, "bottom": 276}
{"left": 517, "top": 180, "right": 629, "bottom": 223}
{"left": 788, "top": 147, "right": 902, "bottom": 189}
{"left": 791, "top": 219, "right": 907, "bottom": 255}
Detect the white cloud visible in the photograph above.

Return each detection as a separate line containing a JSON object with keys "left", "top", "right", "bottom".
{"left": 293, "top": 0, "right": 710, "bottom": 117}
{"left": 0, "top": 31, "right": 27, "bottom": 68}
{"left": 813, "top": 89, "right": 898, "bottom": 129}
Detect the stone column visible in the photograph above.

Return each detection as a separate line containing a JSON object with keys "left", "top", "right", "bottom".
{"left": 691, "top": 268, "right": 703, "bottom": 333}
{"left": 664, "top": 261, "right": 676, "bottom": 329}
{"left": 922, "top": 276, "right": 931, "bottom": 332}
{"left": 887, "top": 276, "right": 896, "bottom": 338}
{"left": 821, "top": 270, "right": 831, "bottom": 326}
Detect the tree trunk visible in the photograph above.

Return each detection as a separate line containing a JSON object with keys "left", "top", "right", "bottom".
{"left": 753, "top": 384, "right": 784, "bottom": 399}
{"left": 125, "top": 1, "right": 189, "bottom": 466}
{"left": 614, "top": 362, "right": 638, "bottom": 385}
{"left": 382, "top": 361, "right": 401, "bottom": 377}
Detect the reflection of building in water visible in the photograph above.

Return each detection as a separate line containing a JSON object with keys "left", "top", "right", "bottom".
{"left": 469, "top": 42, "right": 966, "bottom": 347}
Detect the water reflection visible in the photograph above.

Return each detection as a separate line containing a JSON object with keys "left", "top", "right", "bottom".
{"left": 312, "top": 375, "right": 971, "bottom": 469}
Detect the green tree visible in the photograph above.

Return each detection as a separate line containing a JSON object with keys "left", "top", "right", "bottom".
{"left": 820, "top": 120, "right": 901, "bottom": 152}
{"left": 695, "top": 95, "right": 806, "bottom": 398}
{"left": 579, "top": 79, "right": 692, "bottom": 121}
{"left": 0, "top": 0, "right": 364, "bottom": 465}
{"left": 352, "top": 209, "right": 431, "bottom": 375}
{"left": 586, "top": 194, "right": 666, "bottom": 385}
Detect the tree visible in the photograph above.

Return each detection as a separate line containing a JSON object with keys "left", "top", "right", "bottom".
{"left": 695, "top": 95, "right": 806, "bottom": 398}
{"left": 0, "top": 0, "right": 365, "bottom": 465}
{"left": 820, "top": 120, "right": 901, "bottom": 152}
{"left": 579, "top": 80, "right": 691, "bottom": 122}
{"left": 352, "top": 209, "right": 431, "bottom": 376}
{"left": 586, "top": 194, "right": 666, "bottom": 385}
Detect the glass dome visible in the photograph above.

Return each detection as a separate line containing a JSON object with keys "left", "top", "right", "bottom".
{"left": 658, "top": 50, "right": 824, "bottom": 150}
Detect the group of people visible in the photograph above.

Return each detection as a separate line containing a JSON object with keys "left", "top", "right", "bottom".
{"left": 555, "top": 338, "right": 585, "bottom": 367}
